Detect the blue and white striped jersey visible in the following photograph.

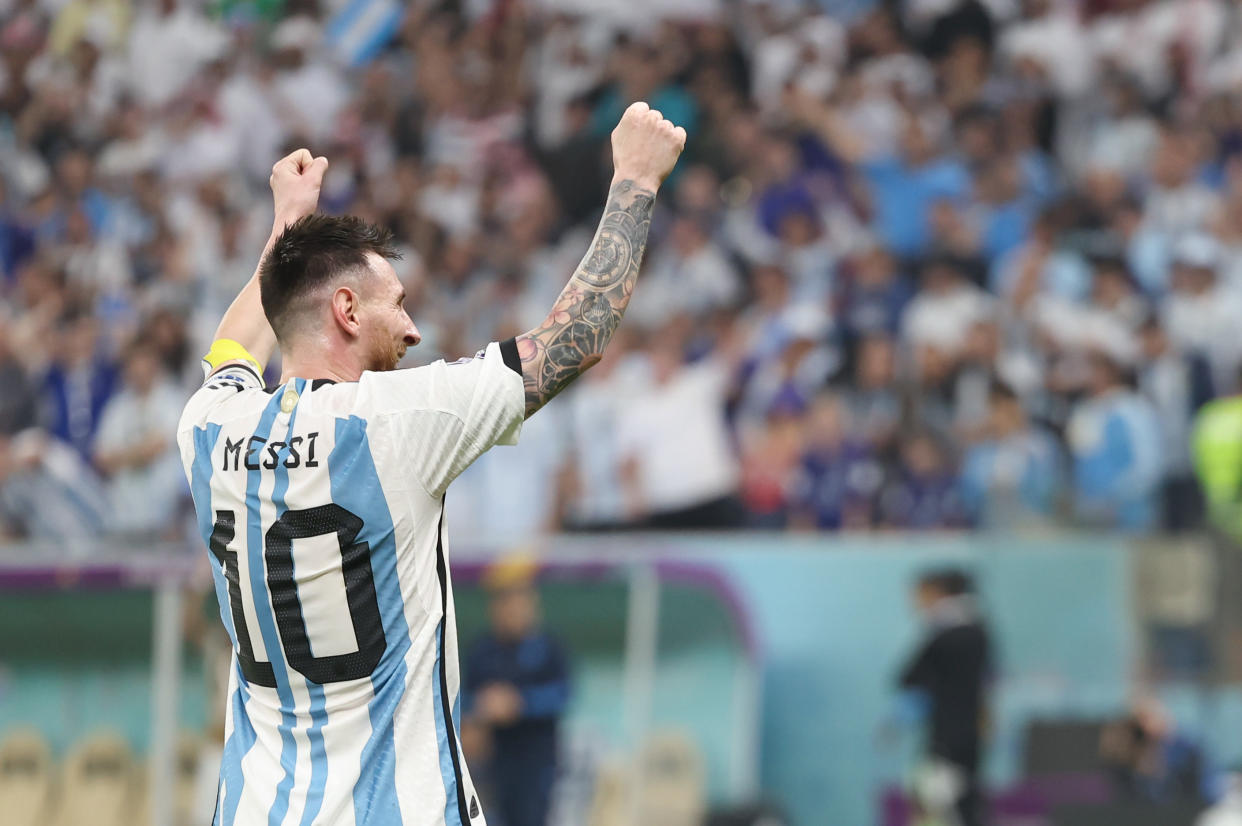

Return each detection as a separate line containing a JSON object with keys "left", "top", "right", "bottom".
{"left": 177, "top": 340, "right": 525, "bottom": 826}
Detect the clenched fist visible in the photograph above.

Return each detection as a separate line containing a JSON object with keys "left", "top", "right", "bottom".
{"left": 610, "top": 101, "right": 686, "bottom": 192}
{"left": 270, "top": 148, "right": 329, "bottom": 229}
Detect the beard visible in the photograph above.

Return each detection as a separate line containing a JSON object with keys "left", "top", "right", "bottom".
{"left": 367, "top": 331, "right": 407, "bottom": 372}
{"left": 377, "top": 342, "right": 405, "bottom": 372}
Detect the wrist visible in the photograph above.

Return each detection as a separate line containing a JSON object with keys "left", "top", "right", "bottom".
{"left": 611, "top": 171, "right": 661, "bottom": 194}
{"left": 272, "top": 208, "right": 310, "bottom": 234}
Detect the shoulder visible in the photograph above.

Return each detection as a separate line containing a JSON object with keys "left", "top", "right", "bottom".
{"left": 358, "top": 341, "right": 522, "bottom": 415}
{"left": 936, "top": 623, "right": 987, "bottom": 650}
{"left": 178, "top": 366, "right": 270, "bottom": 434}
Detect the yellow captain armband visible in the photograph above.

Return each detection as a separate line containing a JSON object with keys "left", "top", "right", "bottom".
{"left": 202, "top": 338, "right": 264, "bottom": 381}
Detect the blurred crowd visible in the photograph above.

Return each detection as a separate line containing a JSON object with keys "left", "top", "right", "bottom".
{"left": 1, "top": 0, "right": 1241, "bottom": 543}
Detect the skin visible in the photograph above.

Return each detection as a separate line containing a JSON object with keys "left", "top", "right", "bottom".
{"left": 515, "top": 102, "right": 685, "bottom": 416}
{"left": 212, "top": 102, "right": 685, "bottom": 413}
{"left": 914, "top": 582, "right": 944, "bottom": 621}
{"left": 514, "top": 178, "right": 657, "bottom": 416}
{"left": 277, "top": 252, "right": 420, "bottom": 383}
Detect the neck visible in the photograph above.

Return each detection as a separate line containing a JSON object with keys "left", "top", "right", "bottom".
{"left": 279, "top": 339, "right": 364, "bottom": 384}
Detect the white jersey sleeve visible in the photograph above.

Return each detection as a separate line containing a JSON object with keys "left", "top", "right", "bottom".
{"left": 354, "top": 339, "right": 526, "bottom": 497}
{"left": 178, "top": 357, "right": 267, "bottom": 436}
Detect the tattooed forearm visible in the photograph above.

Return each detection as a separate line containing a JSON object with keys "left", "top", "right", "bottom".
{"left": 516, "top": 179, "right": 656, "bottom": 417}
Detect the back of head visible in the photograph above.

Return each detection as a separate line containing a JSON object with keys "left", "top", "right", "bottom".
{"left": 918, "top": 567, "right": 975, "bottom": 598}
{"left": 259, "top": 214, "right": 400, "bottom": 345}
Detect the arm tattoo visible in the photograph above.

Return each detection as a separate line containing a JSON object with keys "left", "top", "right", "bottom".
{"left": 517, "top": 179, "right": 655, "bottom": 417}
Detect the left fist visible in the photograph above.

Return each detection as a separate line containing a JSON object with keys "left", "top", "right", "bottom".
{"left": 270, "top": 148, "right": 329, "bottom": 228}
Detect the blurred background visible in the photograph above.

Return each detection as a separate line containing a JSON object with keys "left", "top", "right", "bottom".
{"left": 2, "top": 0, "right": 1242, "bottom": 824}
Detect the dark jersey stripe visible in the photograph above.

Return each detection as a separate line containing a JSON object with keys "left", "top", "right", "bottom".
{"left": 500, "top": 337, "right": 522, "bottom": 377}
{"left": 436, "top": 503, "right": 472, "bottom": 823}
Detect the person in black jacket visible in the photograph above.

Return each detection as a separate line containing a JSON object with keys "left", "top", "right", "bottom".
{"left": 899, "top": 569, "right": 993, "bottom": 826}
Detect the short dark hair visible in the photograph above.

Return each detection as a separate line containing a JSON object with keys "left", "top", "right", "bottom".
{"left": 918, "top": 568, "right": 975, "bottom": 597}
{"left": 259, "top": 214, "right": 401, "bottom": 341}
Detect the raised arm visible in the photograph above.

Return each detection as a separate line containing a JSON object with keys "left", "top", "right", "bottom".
{"left": 209, "top": 149, "right": 328, "bottom": 373}
{"left": 517, "top": 102, "right": 685, "bottom": 417}
{"left": 783, "top": 88, "right": 869, "bottom": 166}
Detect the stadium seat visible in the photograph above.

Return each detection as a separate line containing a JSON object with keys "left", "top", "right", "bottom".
{"left": 636, "top": 730, "right": 706, "bottom": 826}
{"left": 586, "top": 759, "right": 628, "bottom": 826}
{"left": 53, "top": 732, "right": 137, "bottom": 826}
{"left": 130, "top": 733, "right": 204, "bottom": 826}
{"left": 0, "top": 728, "right": 55, "bottom": 826}
{"left": 171, "top": 733, "right": 205, "bottom": 826}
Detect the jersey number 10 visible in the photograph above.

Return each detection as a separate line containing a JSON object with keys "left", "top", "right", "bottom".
{"left": 209, "top": 504, "right": 387, "bottom": 687}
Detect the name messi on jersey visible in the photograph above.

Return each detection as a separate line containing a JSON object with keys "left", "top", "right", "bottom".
{"left": 221, "top": 432, "right": 321, "bottom": 472}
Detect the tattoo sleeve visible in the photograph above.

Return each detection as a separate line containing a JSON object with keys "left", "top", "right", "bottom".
{"left": 516, "top": 179, "right": 656, "bottom": 417}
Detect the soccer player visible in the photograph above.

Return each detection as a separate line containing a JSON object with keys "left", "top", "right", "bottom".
{"left": 177, "top": 101, "right": 684, "bottom": 826}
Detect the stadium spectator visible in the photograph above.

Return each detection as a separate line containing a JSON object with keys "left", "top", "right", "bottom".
{"left": 838, "top": 244, "right": 912, "bottom": 344}
{"left": 92, "top": 341, "right": 186, "bottom": 539}
{"left": 799, "top": 99, "right": 971, "bottom": 259}
{"left": 0, "top": 331, "right": 37, "bottom": 436}
{"left": 789, "top": 393, "right": 880, "bottom": 530}
{"left": 628, "top": 210, "right": 742, "bottom": 328}
{"left": 902, "top": 255, "right": 993, "bottom": 359}
{"left": 617, "top": 332, "right": 743, "bottom": 529}
{"left": 898, "top": 569, "right": 993, "bottom": 826}
{"left": 739, "top": 406, "right": 804, "bottom": 529}
{"left": 124, "top": 0, "right": 227, "bottom": 110}
{"left": 1138, "top": 317, "right": 1212, "bottom": 531}
{"left": 844, "top": 333, "right": 903, "bottom": 458}
{"left": 40, "top": 313, "right": 117, "bottom": 462}
{"left": 2, "top": 0, "right": 1242, "bottom": 537}
{"left": 0, "top": 428, "right": 109, "bottom": 543}
{"left": 880, "top": 430, "right": 967, "bottom": 530}
{"left": 960, "top": 381, "right": 1059, "bottom": 529}
{"left": 1067, "top": 351, "right": 1164, "bottom": 531}
{"left": 561, "top": 340, "right": 646, "bottom": 532}
{"left": 1160, "top": 235, "right": 1242, "bottom": 395}
{"left": 1099, "top": 696, "right": 1205, "bottom": 803}
{"left": 464, "top": 559, "right": 570, "bottom": 826}
{"left": 1086, "top": 254, "right": 1148, "bottom": 338}
{"left": 734, "top": 304, "right": 836, "bottom": 429}
{"left": 0, "top": 179, "right": 36, "bottom": 280}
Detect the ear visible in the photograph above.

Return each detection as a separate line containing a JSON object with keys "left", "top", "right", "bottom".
{"left": 330, "top": 285, "right": 362, "bottom": 339}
